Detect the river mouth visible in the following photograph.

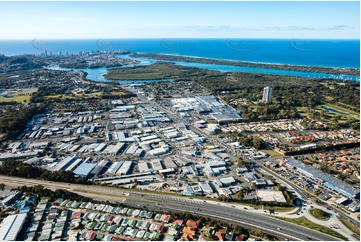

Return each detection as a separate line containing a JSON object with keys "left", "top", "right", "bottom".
{"left": 47, "top": 54, "right": 360, "bottom": 83}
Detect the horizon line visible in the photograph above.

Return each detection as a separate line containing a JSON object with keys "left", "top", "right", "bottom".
{"left": 0, "top": 37, "right": 360, "bottom": 41}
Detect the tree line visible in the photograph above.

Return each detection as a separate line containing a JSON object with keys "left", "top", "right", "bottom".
{"left": 0, "top": 104, "right": 46, "bottom": 142}
{"left": 227, "top": 132, "right": 266, "bottom": 150}
{"left": 17, "top": 185, "right": 93, "bottom": 202}
{"left": 0, "top": 160, "right": 89, "bottom": 184}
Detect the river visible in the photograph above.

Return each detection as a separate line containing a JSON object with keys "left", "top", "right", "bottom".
{"left": 48, "top": 54, "right": 360, "bottom": 83}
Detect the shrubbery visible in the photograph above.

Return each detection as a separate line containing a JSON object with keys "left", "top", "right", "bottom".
{"left": 0, "top": 160, "right": 88, "bottom": 184}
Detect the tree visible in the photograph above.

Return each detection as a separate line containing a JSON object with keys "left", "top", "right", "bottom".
{"left": 197, "top": 216, "right": 207, "bottom": 225}
{"left": 0, "top": 104, "right": 46, "bottom": 141}
{"left": 0, "top": 160, "right": 88, "bottom": 184}
{"left": 234, "top": 226, "right": 244, "bottom": 234}
{"left": 252, "top": 136, "right": 264, "bottom": 150}
{"left": 237, "top": 157, "right": 246, "bottom": 167}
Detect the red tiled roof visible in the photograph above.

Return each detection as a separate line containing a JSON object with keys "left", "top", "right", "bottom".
{"left": 340, "top": 150, "right": 350, "bottom": 155}
{"left": 155, "top": 223, "right": 164, "bottom": 232}
{"left": 161, "top": 214, "right": 171, "bottom": 223}
{"left": 71, "top": 212, "right": 82, "bottom": 219}
{"left": 111, "top": 237, "right": 124, "bottom": 241}
{"left": 215, "top": 231, "right": 224, "bottom": 241}
{"left": 174, "top": 219, "right": 184, "bottom": 226}
{"left": 186, "top": 219, "right": 199, "bottom": 230}
{"left": 183, "top": 227, "right": 196, "bottom": 240}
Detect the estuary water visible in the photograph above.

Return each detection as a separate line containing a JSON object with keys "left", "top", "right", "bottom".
{"left": 48, "top": 54, "right": 360, "bottom": 83}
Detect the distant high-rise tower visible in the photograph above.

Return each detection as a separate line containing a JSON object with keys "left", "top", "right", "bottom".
{"left": 262, "top": 87, "right": 273, "bottom": 103}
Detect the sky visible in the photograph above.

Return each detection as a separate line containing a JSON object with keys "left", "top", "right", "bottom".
{"left": 0, "top": 1, "right": 359, "bottom": 39}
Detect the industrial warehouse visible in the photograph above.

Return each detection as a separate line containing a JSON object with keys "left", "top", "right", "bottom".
{"left": 171, "top": 96, "right": 242, "bottom": 123}
{"left": 283, "top": 157, "right": 360, "bottom": 198}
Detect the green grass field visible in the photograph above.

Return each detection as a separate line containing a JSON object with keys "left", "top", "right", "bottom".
{"left": 340, "top": 218, "right": 360, "bottom": 236}
{"left": 0, "top": 88, "right": 37, "bottom": 103}
{"left": 0, "top": 95, "right": 32, "bottom": 103}
{"left": 245, "top": 203, "right": 295, "bottom": 212}
{"left": 297, "top": 101, "right": 359, "bottom": 119}
{"left": 316, "top": 103, "right": 359, "bottom": 119}
{"left": 45, "top": 92, "right": 104, "bottom": 100}
{"left": 309, "top": 208, "right": 330, "bottom": 221}
{"left": 276, "top": 216, "right": 347, "bottom": 240}
{"left": 110, "top": 91, "right": 128, "bottom": 96}
{"left": 296, "top": 107, "right": 309, "bottom": 117}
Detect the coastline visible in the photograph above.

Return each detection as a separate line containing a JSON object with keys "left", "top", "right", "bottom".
{"left": 130, "top": 53, "right": 360, "bottom": 76}
{"left": 158, "top": 52, "right": 357, "bottom": 69}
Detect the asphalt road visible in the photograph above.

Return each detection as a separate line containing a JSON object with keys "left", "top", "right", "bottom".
{"left": 127, "top": 193, "right": 342, "bottom": 241}
{"left": 254, "top": 158, "right": 360, "bottom": 228}
{"left": 0, "top": 175, "right": 341, "bottom": 241}
{"left": 124, "top": 84, "right": 359, "bottom": 229}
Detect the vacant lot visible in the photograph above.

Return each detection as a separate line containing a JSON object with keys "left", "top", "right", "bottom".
{"left": 0, "top": 95, "right": 31, "bottom": 103}
{"left": 260, "top": 149, "right": 283, "bottom": 157}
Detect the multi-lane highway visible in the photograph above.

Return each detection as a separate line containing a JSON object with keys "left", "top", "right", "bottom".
{"left": 126, "top": 193, "right": 342, "bottom": 241}
{"left": 0, "top": 88, "right": 352, "bottom": 241}
{"left": 103, "top": 87, "right": 355, "bottom": 240}
{"left": 0, "top": 175, "right": 341, "bottom": 241}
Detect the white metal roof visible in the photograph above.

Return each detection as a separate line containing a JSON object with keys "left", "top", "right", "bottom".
{"left": 0, "top": 213, "right": 27, "bottom": 241}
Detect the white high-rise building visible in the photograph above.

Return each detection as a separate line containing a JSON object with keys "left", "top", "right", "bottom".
{"left": 262, "top": 87, "right": 273, "bottom": 103}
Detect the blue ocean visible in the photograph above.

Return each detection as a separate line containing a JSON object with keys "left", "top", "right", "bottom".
{"left": 0, "top": 39, "right": 359, "bottom": 68}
